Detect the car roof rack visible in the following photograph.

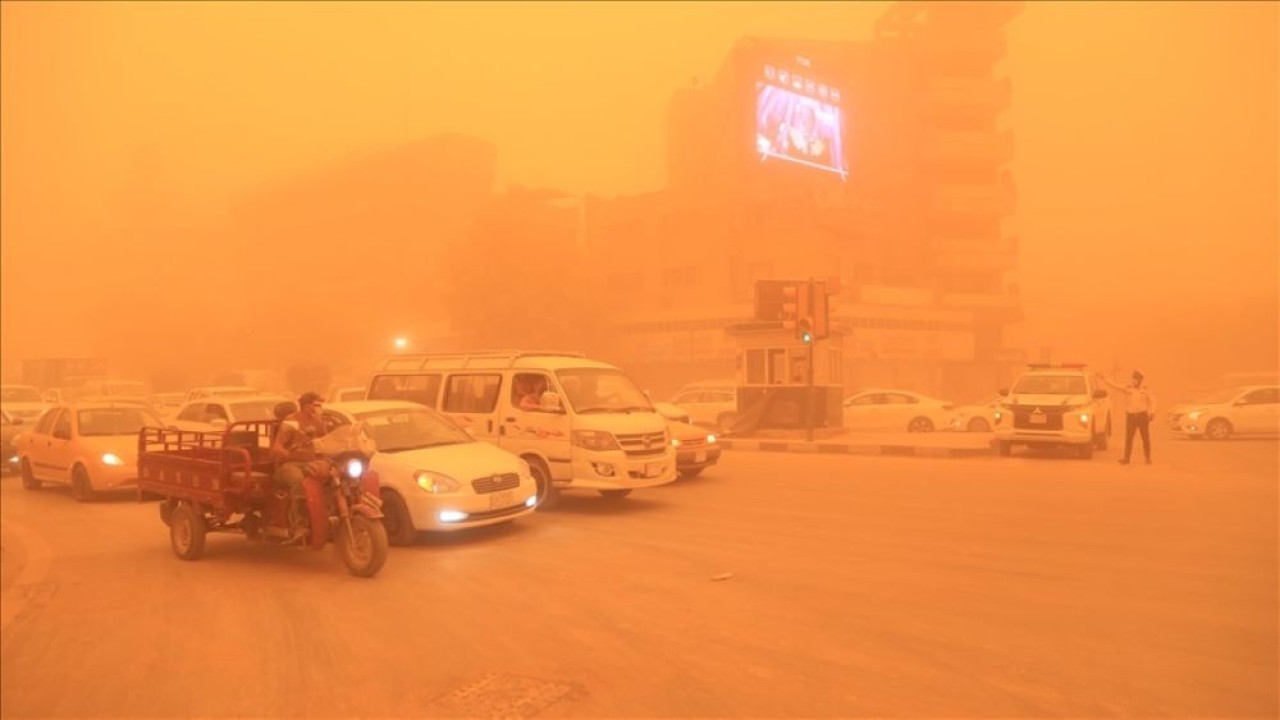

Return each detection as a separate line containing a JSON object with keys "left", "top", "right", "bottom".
{"left": 373, "top": 350, "right": 586, "bottom": 371}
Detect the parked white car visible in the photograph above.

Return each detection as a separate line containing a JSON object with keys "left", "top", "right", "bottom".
{"left": 171, "top": 394, "right": 287, "bottom": 432}
{"left": 1, "top": 384, "right": 51, "bottom": 424}
{"left": 841, "top": 389, "right": 955, "bottom": 433}
{"left": 322, "top": 400, "right": 538, "bottom": 544}
{"left": 327, "top": 386, "right": 366, "bottom": 403}
{"left": 949, "top": 396, "right": 1002, "bottom": 433}
{"left": 668, "top": 381, "right": 737, "bottom": 433}
{"left": 1169, "top": 385, "right": 1279, "bottom": 440}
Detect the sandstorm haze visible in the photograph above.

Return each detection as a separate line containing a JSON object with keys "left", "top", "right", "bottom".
{"left": 1, "top": 0, "right": 1276, "bottom": 395}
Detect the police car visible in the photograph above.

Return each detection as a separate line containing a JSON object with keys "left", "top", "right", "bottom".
{"left": 993, "top": 363, "right": 1113, "bottom": 459}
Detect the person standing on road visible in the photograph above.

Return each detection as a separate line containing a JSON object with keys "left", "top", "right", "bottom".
{"left": 1096, "top": 370, "right": 1156, "bottom": 465}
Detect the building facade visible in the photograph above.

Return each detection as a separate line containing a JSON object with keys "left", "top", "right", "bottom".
{"left": 585, "top": 1, "right": 1025, "bottom": 401}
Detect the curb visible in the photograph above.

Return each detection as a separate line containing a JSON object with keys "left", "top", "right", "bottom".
{"left": 718, "top": 439, "right": 995, "bottom": 458}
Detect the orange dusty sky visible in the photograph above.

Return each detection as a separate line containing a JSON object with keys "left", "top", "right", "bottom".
{"left": 1, "top": 1, "right": 1276, "bottom": 379}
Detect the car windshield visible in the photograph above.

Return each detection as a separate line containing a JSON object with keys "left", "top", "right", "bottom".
{"left": 353, "top": 407, "right": 471, "bottom": 453}
{"left": 555, "top": 368, "right": 653, "bottom": 414}
{"left": 1012, "top": 375, "right": 1088, "bottom": 395}
{"left": 77, "top": 408, "right": 164, "bottom": 436}
{"left": 228, "top": 401, "right": 279, "bottom": 422}
{"left": 2, "top": 387, "right": 42, "bottom": 403}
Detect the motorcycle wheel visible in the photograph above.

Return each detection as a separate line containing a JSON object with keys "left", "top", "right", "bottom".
{"left": 338, "top": 515, "right": 388, "bottom": 578}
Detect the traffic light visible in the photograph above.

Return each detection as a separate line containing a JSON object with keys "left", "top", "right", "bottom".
{"left": 798, "top": 317, "right": 813, "bottom": 344}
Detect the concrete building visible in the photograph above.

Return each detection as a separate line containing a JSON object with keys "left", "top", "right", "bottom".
{"left": 585, "top": 1, "right": 1024, "bottom": 401}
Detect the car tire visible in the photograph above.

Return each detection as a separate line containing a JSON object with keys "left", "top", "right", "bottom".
{"left": 20, "top": 458, "right": 41, "bottom": 490}
{"left": 526, "top": 456, "right": 558, "bottom": 511}
{"left": 379, "top": 489, "right": 418, "bottom": 547}
{"left": 679, "top": 468, "right": 704, "bottom": 479}
{"left": 1094, "top": 425, "right": 1109, "bottom": 451}
{"left": 71, "top": 465, "right": 95, "bottom": 502}
{"left": 1078, "top": 443, "right": 1094, "bottom": 460}
{"left": 995, "top": 440, "right": 1012, "bottom": 457}
{"left": 1206, "top": 418, "right": 1232, "bottom": 441}
{"left": 907, "top": 417, "right": 934, "bottom": 433}
{"left": 967, "top": 418, "right": 991, "bottom": 433}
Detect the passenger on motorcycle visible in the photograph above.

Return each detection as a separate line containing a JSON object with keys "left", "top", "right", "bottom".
{"left": 270, "top": 391, "right": 329, "bottom": 536}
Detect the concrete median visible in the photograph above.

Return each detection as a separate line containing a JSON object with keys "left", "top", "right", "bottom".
{"left": 717, "top": 429, "right": 996, "bottom": 458}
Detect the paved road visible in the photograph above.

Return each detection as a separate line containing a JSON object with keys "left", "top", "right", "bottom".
{"left": 2, "top": 431, "right": 1275, "bottom": 718}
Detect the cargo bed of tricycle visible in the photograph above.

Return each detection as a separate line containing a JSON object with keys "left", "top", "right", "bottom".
{"left": 137, "top": 421, "right": 280, "bottom": 514}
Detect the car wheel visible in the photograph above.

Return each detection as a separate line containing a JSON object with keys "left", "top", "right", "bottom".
{"left": 526, "top": 456, "right": 558, "bottom": 511}
{"left": 679, "top": 468, "right": 704, "bottom": 479}
{"left": 1206, "top": 418, "right": 1232, "bottom": 441}
{"left": 995, "top": 441, "right": 1012, "bottom": 457}
{"left": 907, "top": 417, "right": 934, "bottom": 433}
{"left": 71, "top": 465, "right": 95, "bottom": 502}
{"left": 379, "top": 489, "right": 418, "bottom": 547}
{"left": 1094, "top": 424, "right": 1109, "bottom": 451}
{"left": 967, "top": 417, "right": 991, "bottom": 433}
{"left": 1077, "top": 442, "right": 1094, "bottom": 460}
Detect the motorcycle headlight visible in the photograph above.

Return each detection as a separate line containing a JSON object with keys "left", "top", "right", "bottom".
{"left": 101, "top": 452, "right": 125, "bottom": 467}
{"left": 416, "top": 471, "right": 460, "bottom": 494}
{"left": 345, "top": 458, "right": 364, "bottom": 479}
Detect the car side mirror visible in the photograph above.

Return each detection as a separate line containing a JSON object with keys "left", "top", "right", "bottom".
{"left": 998, "top": 388, "right": 1009, "bottom": 396}
{"left": 53, "top": 430, "right": 70, "bottom": 440}
{"left": 1092, "top": 389, "right": 1108, "bottom": 399}
{"left": 540, "top": 392, "right": 564, "bottom": 413}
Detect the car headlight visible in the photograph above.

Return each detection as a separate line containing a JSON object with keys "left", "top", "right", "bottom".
{"left": 1187, "top": 410, "right": 1204, "bottom": 420}
{"left": 415, "top": 471, "right": 460, "bottom": 494}
{"left": 101, "top": 452, "right": 125, "bottom": 467}
{"left": 706, "top": 433, "right": 717, "bottom": 444}
{"left": 1078, "top": 413, "right": 1091, "bottom": 426}
{"left": 345, "top": 458, "right": 364, "bottom": 479}
{"left": 571, "top": 430, "right": 619, "bottom": 451}
{"left": 671, "top": 437, "right": 681, "bottom": 448}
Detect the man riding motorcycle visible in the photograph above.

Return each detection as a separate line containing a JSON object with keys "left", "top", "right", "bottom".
{"left": 270, "top": 391, "right": 329, "bottom": 539}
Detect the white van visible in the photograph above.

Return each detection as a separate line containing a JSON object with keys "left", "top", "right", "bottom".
{"left": 365, "top": 350, "right": 676, "bottom": 508}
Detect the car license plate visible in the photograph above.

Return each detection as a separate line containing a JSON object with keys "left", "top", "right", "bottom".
{"left": 644, "top": 462, "right": 662, "bottom": 478}
{"left": 488, "top": 489, "right": 515, "bottom": 510}
{"left": 1030, "top": 413, "right": 1047, "bottom": 425}
{"left": 694, "top": 451, "right": 707, "bottom": 463}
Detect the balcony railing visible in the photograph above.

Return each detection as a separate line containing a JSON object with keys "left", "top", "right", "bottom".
{"left": 931, "top": 184, "right": 1016, "bottom": 218}
{"left": 925, "top": 76, "right": 1012, "bottom": 116}
{"left": 927, "top": 129, "right": 1015, "bottom": 166}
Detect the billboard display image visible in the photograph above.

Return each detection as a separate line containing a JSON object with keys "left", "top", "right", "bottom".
{"left": 754, "top": 62, "right": 848, "bottom": 180}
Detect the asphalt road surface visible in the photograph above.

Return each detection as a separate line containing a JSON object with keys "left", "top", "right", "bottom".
{"left": 2, "top": 430, "right": 1276, "bottom": 718}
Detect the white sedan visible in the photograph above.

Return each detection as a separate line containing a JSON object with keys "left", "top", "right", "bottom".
{"left": 841, "top": 389, "right": 956, "bottom": 433}
{"left": 948, "top": 396, "right": 1002, "bottom": 433}
{"left": 1170, "top": 385, "right": 1280, "bottom": 440}
{"left": 170, "top": 394, "right": 287, "bottom": 432}
{"left": 322, "top": 400, "right": 538, "bottom": 545}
